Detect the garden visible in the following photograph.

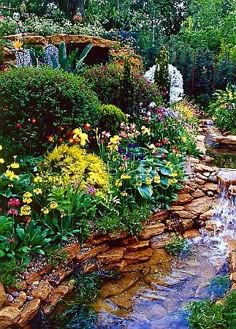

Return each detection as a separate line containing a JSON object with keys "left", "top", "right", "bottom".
{"left": 0, "top": 1, "right": 235, "bottom": 329}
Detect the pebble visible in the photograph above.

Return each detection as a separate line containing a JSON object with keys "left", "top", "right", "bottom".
{"left": 12, "top": 291, "right": 20, "bottom": 298}
{"left": 7, "top": 294, "right": 14, "bottom": 302}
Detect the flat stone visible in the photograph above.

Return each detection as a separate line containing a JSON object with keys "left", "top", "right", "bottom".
{"left": 139, "top": 223, "right": 165, "bottom": 240}
{"left": 230, "top": 272, "right": 236, "bottom": 283}
{"left": 126, "top": 240, "right": 150, "bottom": 251}
{"left": 0, "top": 306, "right": 20, "bottom": 329}
{"left": 63, "top": 243, "right": 80, "bottom": 261}
{"left": 26, "top": 264, "right": 53, "bottom": 285}
{"left": 204, "top": 220, "right": 217, "bottom": 231}
{"left": 181, "top": 219, "right": 194, "bottom": 230}
{"left": 195, "top": 164, "right": 215, "bottom": 173}
{"left": 199, "top": 209, "right": 215, "bottom": 221}
{"left": 10, "top": 292, "right": 27, "bottom": 309}
{"left": 212, "top": 135, "right": 236, "bottom": 147}
{"left": 184, "top": 196, "right": 213, "bottom": 216}
{"left": 17, "top": 298, "right": 40, "bottom": 328}
{"left": 151, "top": 233, "right": 171, "bottom": 249}
{"left": 0, "top": 282, "right": 7, "bottom": 308}
{"left": 124, "top": 248, "right": 153, "bottom": 264}
{"left": 170, "top": 205, "right": 184, "bottom": 211}
{"left": 202, "top": 183, "right": 218, "bottom": 192}
{"left": 148, "top": 210, "right": 169, "bottom": 223}
{"left": 171, "top": 211, "right": 195, "bottom": 219}
{"left": 119, "top": 236, "right": 139, "bottom": 246}
{"left": 97, "top": 247, "right": 125, "bottom": 265}
{"left": 100, "top": 273, "right": 141, "bottom": 298}
{"left": 179, "top": 186, "right": 195, "bottom": 194}
{"left": 192, "top": 189, "right": 205, "bottom": 198}
{"left": 183, "top": 229, "right": 200, "bottom": 239}
{"left": 76, "top": 244, "right": 109, "bottom": 262}
{"left": 172, "top": 193, "right": 193, "bottom": 205}
{"left": 31, "top": 281, "right": 52, "bottom": 301}
{"left": 103, "top": 260, "right": 127, "bottom": 271}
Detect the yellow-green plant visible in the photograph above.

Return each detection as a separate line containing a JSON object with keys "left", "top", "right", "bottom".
{"left": 39, "top": 144, "right": 110, "bottom": 198}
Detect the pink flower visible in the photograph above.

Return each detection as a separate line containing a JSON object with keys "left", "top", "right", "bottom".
{"left": 8, "top": 198, "right": 21, "bottom": 208}
{"left": 86, "top": 185, "right": 96, "bottom": 195}
{"left": 7, "top": 209, "right": 19, "bottom": 216}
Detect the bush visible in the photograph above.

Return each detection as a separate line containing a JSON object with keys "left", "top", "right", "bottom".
{"left": 208, "top": 84, "right": 236, "bottom": 133}
{"left": 0, "top": 67, "right": 101, "bottom": 154}
{"left": 98, "top": 104, "right": 126, "bottom": 134}
{"left": 84, "top": 63, "right": 161, "bottom": 115}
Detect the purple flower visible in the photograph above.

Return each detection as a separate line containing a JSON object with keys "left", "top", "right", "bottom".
{"left": 86, "top": 185, "right": 96, "bottom": 195}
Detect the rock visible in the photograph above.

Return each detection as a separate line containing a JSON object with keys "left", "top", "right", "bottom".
{"left": 204, "top": 220, "right": 216, "bottom": 231}
{"left": 0, "top": 306, "right": 20, "bottom": 329}
{"left": 230, "top": 252, "right": 236, "bottom": 272}
{"left": 108, "top": 232, "right": 128, "bottom": 241}
{"left": 103, "top": 260, "right": 127, "bottom": 271}
{"left": 0, "top": 283, "right": 7, "bottom": 308}
{"left": 17, "top": 298, "right": 40, "bottom": 328}
{"left": 212, "top": 135, "right": 236, "bottom": 147}
{"left": 126, "top": 240, "right": 150, "bottom": 251}
{"left": 11, "top": 292, "right": 27, "bottom": 309}
{"left": 172, "top": 194, "right": 193, "bottom": 205}
{"left": 202, "top": 183, "right": 218, "bottom": 192}
{"left": 31, "top": 281, "right": 52, "bottom": 301}
{"left": 124, "top": 248, "right": 153, "bottom": 264}
{"left": 97, "top": 247, "right": 125, "bottom": 265}
{"left": 100, "top": 273, "right": 141, "bottom": 298}
{"left": 195, "top": 163, "right": 215, "bottom": 173}
{"left": 179, "top": 186, "right": 195, "bottom": 194}
{"left": 139, "top": 223, "right": 165, "bottom": 240}
{"left": 7, "top": 295, "right": 14, "bottom": 303}
{"left": 26, "top": 264, "right": 53, "bottom": 285}
{"left": 181, "top": 219, "right": 194, "bottom": 230}
{"left": 171, "top": 211, "right": 195, "bottom": 219}
{"left": 170, "top": 205, "right": 184, "bottom": 211}
{"left": 200, "top": 209, "right": 215, "bottom": 221}
{"left": 192, "top": 189, "right": 205, "bottom": 198}
{"left": 44, "top": 280, "right": 75, "bottom": 315}
{"left": 148, "top": 210, "right": 169, "bottom": 223}
{"left": 77, "top": 244, "right": 109, "bottom": 262}
{"left": 85, "top": 234, "right": 110, "bottom": 246}
{"left": 185, "top": 196, "right": 213, "bottom": 216}
{"left": 207, "top": 191, "right": 214, "bottom": 196}
{"left": 151, "top": 233, "right": 171, "bottom": 249}
{"left": 119, "top": 236, "right": 139, "bottom": 246}
{"left": 195, "top": 178, "right": 206, "bottom": 185}
{"left": 82, "top": 261, "right": 98, "bottom": 274}
{"left": 183, "top": 229, "right": 200, "bottom": 239}
{"left": 196, "top": 173, "right": 208, "bottom": 181}
{"left": 230, "top": 272, "right": 236, "bottom": 283}
{"left": 63, "top": 243, "right": 80, "bottom": 261}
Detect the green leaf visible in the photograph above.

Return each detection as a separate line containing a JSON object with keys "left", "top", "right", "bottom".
{"left": 160, "top": 176, "right": 169, "bottom": 188}
{"left": 16, "top": 227, "right": 25, "bottom": 240}
{"left": 160, "top": 166, "right": 172, "bottom": 176}
{"left": 138, "top": 184, "right": 153, "bottom": 200}
{"left": 0, "top": 249, "right": 6, "bottom": 257}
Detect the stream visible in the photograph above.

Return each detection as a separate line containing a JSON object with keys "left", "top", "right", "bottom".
{"left": 43, "top": 127, "right": 236, "bottom": 329}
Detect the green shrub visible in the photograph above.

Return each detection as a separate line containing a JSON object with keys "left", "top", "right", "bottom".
{"left": 165, "top": 234, "right": 190, "bottom": 256}
{"left": 0, "top": 67, "right": 101, "bottom": 155}
{"left": 208, "top": 84, "right": 236, "bottom": 133}
{"left": 84, "top": 63, "right": 161, "bottom": 115}
{"left": 98, "top": 104, "right": 126, "bottom": 134}
{"left": 187, "top": 290, "right": 236, "bottom": 329}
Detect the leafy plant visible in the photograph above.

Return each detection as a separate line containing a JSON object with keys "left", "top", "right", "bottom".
{"left": 165, "top": 234, "right": 190, "bottom": 256}
{"left": 98, "top": 104, "right": 126, "bottom": 134}
{"left": 0, "top": 67, "right": 101, "bottom": 155}
{"left": 208, "top": 275, "right": 231, "bottom": 299}
{"left": 73, "top": 271, "right": 101, "bottom": 304}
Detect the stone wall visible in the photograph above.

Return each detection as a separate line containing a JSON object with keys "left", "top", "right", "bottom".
{"left": 0, "top": 158, "right": 219, "bottom": 328}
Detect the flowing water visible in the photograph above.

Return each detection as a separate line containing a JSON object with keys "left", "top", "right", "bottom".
{"left": 42, "top": 189, "right": 236, "bottom": 329}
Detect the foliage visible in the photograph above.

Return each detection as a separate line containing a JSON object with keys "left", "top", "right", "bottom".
{"left": 187, "top": 290, "right": 236, "bottom": 329}
{"left": 165, "top": 234, "right": 190, "bottom": 256}
{"left": 208, "top": 84, "right": 236, "bottom": 133}
{"left": 98, "top": 104, "right": 126, "bottom": 134}
{"left": 39, "top": 144, "right": 110, "bottom": 197}
{"left": 84, "top": 63, "right": 162, "bottom": 115}
{"left": 73, "top": 271, "right": 101, "bottom": 304}
{"left": 155, "top": 46, "right": 170, "bottom": 102}
{"left": 0, "top": 258, "right": 24, "bottom": 287}
{"left": 0, "top": 67, "right": 101, "bottom": 154}
{"left": 208, "top": 275, "right": 231, "bottom": 299}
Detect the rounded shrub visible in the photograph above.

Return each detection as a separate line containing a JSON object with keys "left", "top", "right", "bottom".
{"left": 39, "top": 144, "right": 110, "bottom": 198}
{"left": 84, "top": 63, "right": 161, "bottom": 115}
{"left": 98, "top": 104, "right": 126, "bottom": 134}
{"left": 0, "top": 67, "right": 101, "bottom": 154}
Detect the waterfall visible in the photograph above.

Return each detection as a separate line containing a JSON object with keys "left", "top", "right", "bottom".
{"left": 144, "top": 64, "right": 184, "bottom": 104}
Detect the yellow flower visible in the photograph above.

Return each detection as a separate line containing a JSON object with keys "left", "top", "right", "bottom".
{"left": 120, "top": 174, "right": 131, "bottom": 180}
{"left": 13, "top": 39, "right": 23, "bottom": 50}
{"left": 141, "top": 126, "right": 151, "bottom": 136}
{"left": 146, "top": 177, "right": 152, "bottom": 185}
{"left": 73, "top": 128, "right": 88, "bottom": 147}
{"left": 33, "top": 188, "right": 42, "bottom": 195}
{"left": 0, "top": 145, "right": 2, "bottom": 151}
{"left": 9, "top": 162, "right": 20, "bottom": 169}
{"left": 107, "top": 135, "right": 121, "bottom": 152}
{"left": 110, "top": 135, "right": 120, "bottom": 144}
{"left": 115, "top": 179, "right": 122, "bottom": 187}
{"left": 23, "top": 198, "right": 32, "bottom": 204}
{"left": 41, "top": 207, "right": 49, "bottom": 215}
{"left": 5, "top": 170, "right": 18, "bottom": 181}
{"left": 154, "top": 175, "right": 161, "bottom": 184}
{"left": 0, "top": 158, "right": 4, "bottom": 164}
{"left": 23, "top": 192, "right": 32, "bottom": 198}
{"left": 121, "top": 191, "right": 128, "bottom": 197}
{"left": 135, "top": 181, "right": 142, "bottom": 187}
{"left": 20, "top": 205, "right": 31, "bottom": 216}
{"left": 171, "top": 171, "right": 178, "bottom": 178}
{"left": 49, "top": 201, "right": 58, "bottom": 209}
{"left": 34, "top": 176, "right": 43, "bottom": 183}
{"left": 181, "top": 136, "right": 187, "bottom": 143}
